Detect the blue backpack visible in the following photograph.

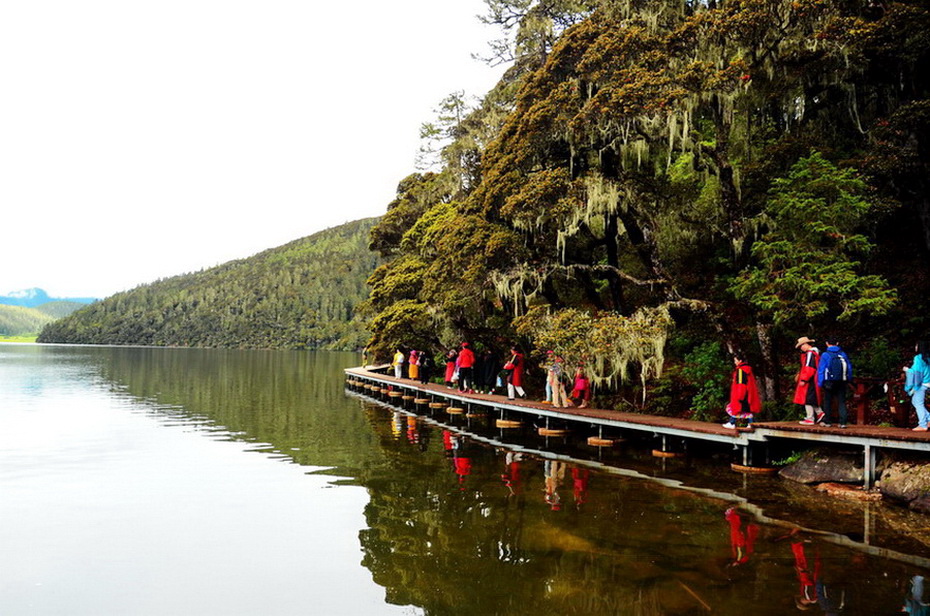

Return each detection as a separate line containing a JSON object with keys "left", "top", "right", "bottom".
{"left": 824, "top": 352, "right": 851, "bottom": 382}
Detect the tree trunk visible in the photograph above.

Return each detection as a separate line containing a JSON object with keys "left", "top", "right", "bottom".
{"left": 755, "top": 321, "right": 778, "bottom": 402}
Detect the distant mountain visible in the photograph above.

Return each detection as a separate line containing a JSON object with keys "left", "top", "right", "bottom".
{"left": 38, "top": 218, "right": 381, "bottom": 350}
{"left": 0, "top": 288, "right": 97, "bottom": 308}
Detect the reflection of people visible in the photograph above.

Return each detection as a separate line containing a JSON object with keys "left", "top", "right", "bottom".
{"left": 391, "top": 412, "right": 404, "bottom": 439}
{"left": 904, "top": 575, "right": 930, "bottom": 615}
{"left": 722, "top": 353, "right": 761, "bottom": 430}
{"left": 790, "top": 539, "right": 846, "bottom": 613}
{"left": 501, "top": 451, "right": 523, "bottom": 496}
{"left": 571, "top": 467, "right": 589, "bottom": 509}
{"left": 452, "top": 435, "right": 471, "bottom": 490}
{"left": 725, "top": 507, "right": 758, "bottom": 566}
{"left": 544, "top": 459, "right": 565, "bottom": 510}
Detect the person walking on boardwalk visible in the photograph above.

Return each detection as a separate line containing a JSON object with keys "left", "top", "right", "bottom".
{"left": 722, "top": 352, "right": 761, "bottom": 429}
{"left": 457, "top": 342, "right": 476, "bottom": 393}
{"left": 545, "top": 352, "right": 568, "bottom": 408}
{"left": 794, "top": 337, "right": 824, "bottom": 425}
{"left": 904, "top": 341, "right": 930, "bottom": 432}
{"left": 817, "top": 337, "right": 853, "bottom": 428}
{"left": 504, "top": 346, "right": 526, "bottom": 400}
{"left": 392, "top": 348, "right": 405, "bottom": 379}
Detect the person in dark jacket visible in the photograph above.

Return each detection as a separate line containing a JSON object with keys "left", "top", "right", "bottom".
{"left": 817, "top": 337, "right": 853, "bottom": 428}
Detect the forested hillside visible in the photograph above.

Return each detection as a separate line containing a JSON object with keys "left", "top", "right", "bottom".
{"left": 0, "top": 305, "right": 56, "bottom": 337}
{"left": 39, "top": 218, "right": 380, "bottom": 350}
{"left": 365, "top": 0, "right": 930, "bottom": 416}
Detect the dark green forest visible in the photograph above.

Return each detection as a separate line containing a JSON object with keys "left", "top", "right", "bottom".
{"left": 364, "top": 0, "right": 930, "bottom": 417}
{"left": 39, "top": 218, "right": 380, "bottom": 350}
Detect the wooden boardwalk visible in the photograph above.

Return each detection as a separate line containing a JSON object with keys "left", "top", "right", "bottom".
{"left": 345, "top": 366, "right": 930, "bottom": 487}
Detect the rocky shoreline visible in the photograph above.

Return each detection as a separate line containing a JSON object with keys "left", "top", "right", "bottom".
{"left": 780, "top": 448, "right": 930, "bottom": 513}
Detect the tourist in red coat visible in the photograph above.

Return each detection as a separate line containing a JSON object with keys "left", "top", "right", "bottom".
{"left": 793, "top": 336, "right": 824, "bottom": 425}
{"left": 723, "top": 353, "right": 761, "bottom": 429}
{"left": 504, "top": 346, "right": 526, "bottom": 400}
{"left": 457, "top": 342, "right": 476, "bottom": 393}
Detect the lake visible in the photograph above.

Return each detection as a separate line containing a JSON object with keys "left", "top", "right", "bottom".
{"left": 1, "top": 343, "right": 928, "bottom": 615}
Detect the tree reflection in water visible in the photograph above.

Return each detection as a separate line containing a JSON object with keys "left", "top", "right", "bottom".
{"left": 358, "top": 403, "right": 926, "bottom": 616}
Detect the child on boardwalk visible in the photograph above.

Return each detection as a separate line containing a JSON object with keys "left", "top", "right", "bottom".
{"left": 570, "top": 366, "right": 591, "bottom": 408}
{"left": 723, "top": 352, "right": 761, "bottom": 430}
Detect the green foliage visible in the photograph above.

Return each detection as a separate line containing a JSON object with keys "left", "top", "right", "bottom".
{"left": 680, "top": 341, "right": 729, "bottom": 422}
{"left": 732, "top": 151, "right": 897, "bottom": 325}
{"left": 364, "top": 0, "right": 930, "bottom": 416}
{"left": 856, "top": 338, "right": 903, "bottom": 380}
{"left": 38, "top": 219, "right": 381, "bottom": 350}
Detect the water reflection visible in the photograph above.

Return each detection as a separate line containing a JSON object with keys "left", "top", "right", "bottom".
{"left": 7, "top": 345, "right": 929, "bottom": 615}
{"left": 357, "top": 396, "right": 930, "bottom": 615}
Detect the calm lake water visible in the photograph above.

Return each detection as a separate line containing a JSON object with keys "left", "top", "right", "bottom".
{"left": 2, "top": 343, "right": 929, "bottom": 615}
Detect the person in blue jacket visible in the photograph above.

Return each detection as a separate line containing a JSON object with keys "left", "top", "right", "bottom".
{"left": 817, "top": 337, "right": 853, "bottom": 428}
{"left": 904, "top": 341, "right": 930, "bottom": 432}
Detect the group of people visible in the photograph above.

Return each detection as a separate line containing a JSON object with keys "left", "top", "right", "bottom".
{"left": 726, "top": 335, "right": 930, "bottom": 432}
{"left": 388, "top": 334, "right": 930, "bottom": 432}
{"left": 391, "top": 343, "right": 529, "bottom": 400}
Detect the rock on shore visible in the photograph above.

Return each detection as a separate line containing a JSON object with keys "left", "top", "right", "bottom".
{"left": 780, "top": 448, "right": 930, "bottom": 511}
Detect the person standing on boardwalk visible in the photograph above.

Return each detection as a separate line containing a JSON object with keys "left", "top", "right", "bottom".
{"left": 444, "top": 349, "right": 457, "bottom": 387}
{"left": 457, "top": 342, "right": 476, "bottom": 393}
{"left": 570, "top": 366, "right": 591, "bottom": 408}
{"left": 545, "top": 352, "right": 567, "bottom": 407}
{"left": 505, "top": 346, "right": 526, "bottom": 400}
{"left": 408, "top": 349, "right": 419, "bottom": 381}
{"left": 794, "top": 337, "right": 824, "bottom": 425}
{"left": 817, "top": 337, "right": 853, "bottom": 428}
{"left": 418, "top": 350, "right": 433, "bottom": 385}
{"left": 722, "top": 352, "right": 761, "bottom": 429}
{"left": 392, "top": 348, "right": 405, "bottom": 379}
{"left": 904, "top": 341, "right": 930, "bottom": 432}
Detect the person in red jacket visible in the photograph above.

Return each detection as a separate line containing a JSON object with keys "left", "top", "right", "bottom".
{"left": 457, "top": 342, "right": 475, "bottom": 393}
{"left": 723, "top": 352, "right": 761, "bottom": 429}
{"left": 504, "top": 346, "right": 526, "bottom": 400}
{"left": 794, "top": 336, "right": 824, "bottom": 425}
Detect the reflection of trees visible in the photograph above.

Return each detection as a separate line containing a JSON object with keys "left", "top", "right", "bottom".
{"left": 354, "top": 410, "right": 790, "bottom": 615}
{"left": 83, "top": 347, "right": 384, "bottom": 472}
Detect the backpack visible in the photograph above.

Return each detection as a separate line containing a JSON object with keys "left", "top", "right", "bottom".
{"left": 824, "top": 352, "right": 850, "bottom": 382}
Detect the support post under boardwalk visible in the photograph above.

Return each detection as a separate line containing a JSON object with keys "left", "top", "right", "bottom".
{"left": 864, "top": 444, "right": 878, "bottom": 489}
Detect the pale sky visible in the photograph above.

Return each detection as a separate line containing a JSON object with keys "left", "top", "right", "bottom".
{"left": 0, "top": 1, "right": 506, "bottom": 299}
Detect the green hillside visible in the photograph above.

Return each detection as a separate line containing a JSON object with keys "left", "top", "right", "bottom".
{"left": 38, "top": 218, "right": 381, "bottom": 350}
{"left": 34, "top": 301, "right": 88, "bottom": 319}
{"left": 0, "top": 305, "right": 55, "bottom": 336}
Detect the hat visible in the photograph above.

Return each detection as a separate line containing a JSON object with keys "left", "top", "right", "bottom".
{"left": 795, "top": 336, "right": 815, "bottom": 349}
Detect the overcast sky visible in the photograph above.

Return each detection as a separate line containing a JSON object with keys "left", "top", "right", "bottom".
{"left": 0, "top": 1, "right": 506, "bottom": 299}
